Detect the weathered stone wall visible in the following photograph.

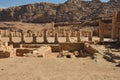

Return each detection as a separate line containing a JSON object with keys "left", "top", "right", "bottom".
{"left": 59, "top": 43, "right": 84, "bottom": 52}
{"left": 51, "top": 45, "right": 61, "bottom": 52}
{"left": 99, "top": 19, "right": 112, "bottom": 42}
{"left": 16, "top": 49, "right": 31, "bottom": 56}
{"left": 99, "top": 22, "right": 112, "bottom": 38}
{"left": 0, "top": 51, "right": 10, "bottom": 58}
{"left": 51, "top": 43, "right": 85, "bottom": 52}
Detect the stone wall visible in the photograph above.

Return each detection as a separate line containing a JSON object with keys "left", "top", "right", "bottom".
{"left": 51, "top": 45, "right": 61, "bottom": 52}
{"left": 99, "top": 21, "right": 112, "bottom": 38}
{"left": 59, "top": 43, "right": 84, "bottom": 52}
{"left": 0, "top": 51, "right": 10, "bottom": 58}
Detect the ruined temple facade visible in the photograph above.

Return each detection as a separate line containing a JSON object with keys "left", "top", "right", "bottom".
{"left": 112, "top": 11, "right": 120, "bottom": 40}
{"left": 99, "top": 11, "right": 120, "bottom": 41}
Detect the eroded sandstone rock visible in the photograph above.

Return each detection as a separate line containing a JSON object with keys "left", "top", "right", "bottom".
{"left": 0, "top": 0, "right": 120, "bottom": 23}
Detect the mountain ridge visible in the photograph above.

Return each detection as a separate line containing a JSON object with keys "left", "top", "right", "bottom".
{"left": 0, "top": 0, "right": 120, "bottom": 23}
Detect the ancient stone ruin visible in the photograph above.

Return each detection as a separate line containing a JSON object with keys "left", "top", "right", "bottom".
{"left": 0, "top": 10, "right": 120, "bottom": 66}
{"left": 99, "top": 11, "right": 120, "bottom": 41}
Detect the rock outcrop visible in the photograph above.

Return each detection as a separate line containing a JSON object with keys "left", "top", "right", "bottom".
{"left": 0, "top": 0, "right": 120, "bottom": 23}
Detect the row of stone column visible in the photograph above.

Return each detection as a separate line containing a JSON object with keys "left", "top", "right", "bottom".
{"left": 0, "top": 30, "right": 10, "bottom": 37}
{"left": 8, "top": 30, "right": 93, "bottom": 44}
{"left": 65, "top": 31, "right": 93, "bottom": 42}
{"left": 0, "top": 28, "right": 93, "bottom": 38}
{"left": 0, "top": 30, "right": 43, "bottom": 37}
{"left": 47, "top": 29, "right": 93, "bottom": 37}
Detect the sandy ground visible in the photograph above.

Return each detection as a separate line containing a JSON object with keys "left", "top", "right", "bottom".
{"left": 0, "top": 56, "right": 120, "bottom": 80}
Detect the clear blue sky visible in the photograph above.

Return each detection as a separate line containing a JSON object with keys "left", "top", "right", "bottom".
{"left": 0, "top": 0, "right": 109, "bottom": 8}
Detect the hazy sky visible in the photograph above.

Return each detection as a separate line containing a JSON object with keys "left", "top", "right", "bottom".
{"left": 0, "top": 0, "right": 109, "bottom": 8}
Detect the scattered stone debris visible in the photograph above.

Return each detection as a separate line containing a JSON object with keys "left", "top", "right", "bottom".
{"left": 0, "top": 41, "right": 16, "bottom": 58}
{"left": 103, "top": 51, "right": 120, "bottom": 63}
{"left": 103, "top": 54, "right": 116, "bottom": 63}
{"left": 116, "top": 62, "right": 120, "bottom": 67}
{"left": 60, "top": 51, "right": 76, "bottom": 58}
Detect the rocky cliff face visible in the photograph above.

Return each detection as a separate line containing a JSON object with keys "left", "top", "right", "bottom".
{"left": 0, "top": 8, "right": 3, "bottom": 21}
{"left": 0, "top": 0, "right": 120, "bottom": 23}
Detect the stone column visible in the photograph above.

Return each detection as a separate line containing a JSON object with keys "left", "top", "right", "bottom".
{"left": 99, "top": 33, "right": 104, "bottom": 42}
{"left": 18, "top": 32, "right": 21, "bottom": 37}
{"left": 2, "top": 30, "right": 5, "bottom": 37}
{"left": 47, "top": 30, "right": 50, "bottom": 37}
{"left": 39, "top": 31, "right": 42, "bottom": 37}
{"left": 20, "top": 32, "right": 25, "bottom": 43}
{"left": 62, "top": 28, "right": 66, "bottom": 37}
{"left": 73, "top": 31, "right": 76, "bottom": 37}
{"left": 13, "top": 32, "right": 15, "bottom": 37}
{"left": 88, "top": 32, "right": 93, "bottom": 41}
{"left": 52, "top": 22, "right": 55, "bottom": 30}
{"left": 29, "top": 32, "right": 32, "bottom": 37}
{"left": 37, "top": 31, "right": 40, "bottom": 37}
{"left": 4, "top": 30, "right": 8, "bottom": 37}
{"left": 1, "top": 30, "right": 4, "bottom": 37}
{"left": 71, "top": 31, "right": 74, "bottom": 37}
{"left": 8, "top": 44, "right": 16, "bottom": 57}
{"left": 112, "top": 12, "right": 117, "bottom": 40}
{"left": 32, "top": 33, "right": 37, "bottom": 43}
{"left": 27, "top": 32, "right": 32, "bottom": 37}
{"left": 99, "top": 20, "right": 104, "bottom": 42}
{"left": 9, "top": 32, "right": 13, "bottom": 44}
{"left": 74, "top": 31, "right": 77, "bottom": 37}
{"left": 118, "top": 30, "right": 120, "bottom": 41}
{"left": 43, "top": 29, "right": 48, "bottom": 43}
{"left": 14, "top": 31, "right": 17, "bottom": 37}
{"left": 4, "top": 42, "right": 8, "bottom": 46}
{"left": 57, "top": 26, "right": 60, "bottom": 33}
{"left": 20, "top": 44, "right": 23, "bottom": 48}
{"left": 15, "top": 32, "right": 18, "bottom": 37}
{"left": 77, "top": 31, "right": 81, "bottom": 42}
{"left": 54, "top": 32, "right": 59, "bottom": 43}
{"left": 66, "top": 32, "right": 71, "bottom": 42}
{"left": 41, "top": 31, "right": 43, "bottom": 37}
{"left": 51, "top": 22, "right": 55, "bottom": 37}
{"left": 52, "top": 29, "right": 55, "bottom": 37}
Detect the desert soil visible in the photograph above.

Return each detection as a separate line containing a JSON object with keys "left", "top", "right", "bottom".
{"left": 0, "top": 56, "right": 120, "bottom": 80}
